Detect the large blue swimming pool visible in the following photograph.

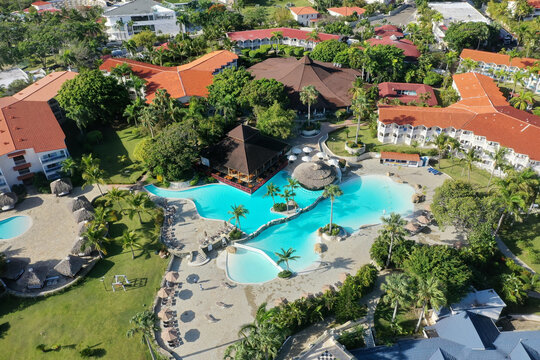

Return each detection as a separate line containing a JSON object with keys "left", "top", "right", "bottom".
{"left": 145, "top": 172, "right": 414, "bottom": 284}
{"left": 0, "top": 215, "right": 32, "bottom": 239}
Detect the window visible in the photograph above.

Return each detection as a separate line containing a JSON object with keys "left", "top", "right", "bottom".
{"left": 13, "top": 155, "right": 26, "bottom": 166}
{"left": 18, "top": 168, "right": 30, "bottom": 175}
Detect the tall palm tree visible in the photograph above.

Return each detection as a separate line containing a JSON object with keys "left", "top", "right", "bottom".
{"left": 462, "top": 148, "right": 480, "bottom": 182}
{"left": 381, "top": 273, "right": 412, "bottom": 323}
{"left": 82, "top": 223, "right": 108, "bottom": 259}
{"left": 414, "top": 276, "right": 446, "bottom": 333}
{"left": 59, "top": 49, "right": 76, "bottom": 71}
{"left": 299, "top": 85, "right": 319, "bottom": 124}
{"left": 263, "top": 183, "right": 280, "bottom": 206}
{"left": 492, "top": 185, "right": 526, "bottom": 235}
{"left": 126, "top": 310, "right": 159, "bottom": 360}
{"left": 139, "top": 107, "right": 156, "bottom": 138}
{"left": 488, "top": 147, "right": 508, "bottom": 187}
{"left": 493, "top": 68, "right": 507, "bottom": 85}
{"left": 280, "top": 189, "right": 295, "bottom": 210}
{"left": 228, "top": 204, "right": 249, "bottom": 231}
{"left": 129, "top": 76, "right": 147, "bottom": 99}
{"left": 122, "top": 230, "right": 141, "bottom": 260}
{"left": 323, "top": 184, "right": 343, "bottom": 233}
{"left": 123, "top": 39, "right": 138, "bottom": 57}
{"left": 270, "top": 30, "right": 283, "bottom": 54}
{"left": 381, "top": 213, "right": 407, "bottom": 268}
{"left": 106, "top": 187, "right": 128, "bottom": 211}
{"left": 110, "top": 63, "right": 132, "bottom": 84}
{"left": 306, "top": 29, "right": 320, "bottom": 43}
{"left": 60, "top": 157, "right": 77, "bottom": 177}
{"left": 505, "top": 168, "right": 540, "bottom": 212}
{"left": 82, "top": 165, "right": 106, "bottom": 196}
{"left": 510, "top": 70, "right": 527, "bottom": 98}
{"left": 274, "top": 247, "right": 300, "bottom": 271}
{"left": 286, "top": 178, "right": 300, "bottom": 205}
{"left": 126, "top": 192, "right": 154, "bottom": 224}
{"left": 431, "top": 133, "right": 449, "bottom": 169}
{"left": 124, "top": 97, "right": 146, "bottom": 126}
{"left": 93, "top": 206, "right": 115, "bottom": 227}
{"left": 115, "top": 19, "right": 125, "bottom": 40}
{"left": 80, "top": 153, "right": 100, "bottom": 171}
{"left": 444, "top": 50, "right": 458, "bottom": 71}
{"left": 509, "top": 90, "right": 534, "bottom": 110}
{"left": 350, "top": 90, "right": 370, "bottom": 144}
{"left": 460, "top": 58, "right": 478, "bottom": 73}
{"left": 447, "top": 137, "right": 461, "bottom": 162}
{"left": 501, "top": 273, "right": 527, "bottom": 304}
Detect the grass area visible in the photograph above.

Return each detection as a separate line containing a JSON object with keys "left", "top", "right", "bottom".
{"left": 241, "top": 0, "right": 312, "bottom": 15}
{"left": 438, "top": 158, "right": 492, "bottom": 189}
{"left": 0, "top": 199, "right": 168, "bottom": 360}
{"left": 500, "top": 214, "right": 540, "bottom": 273}
{"left": 374, "top": 299, "right": 419, "bottom": 345}
{"left": 326, "top": 126, "right": 438, "bottom": 157}
{"left": 499, "top": 84, "right": 540, "bottom": 103}
{"left": 506, "top": 297, "right": 540, "bottom": 316}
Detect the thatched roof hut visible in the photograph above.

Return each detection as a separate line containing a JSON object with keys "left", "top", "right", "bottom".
{"left": 405, "top": 222, "right": 420, "bottom": 234}
{"left": 71, "top": 237, "right": 94, "bottom": 256}
{"left": 50, "top": 178, "right": 73, "bottom": 196}
{"left": 53, "top": 255, "right": 84, "bottom": 277}
{"left": 23, "top": 267, "right": 47, "bottom": 289}
{"left": 69, "top": 196, "right": 92, "bottom": 213}
{"left": 73, "top": 208, "right": 94, "bottom": 223}
{"left": 314, "top": 243, "right": 324, "bottom": 254}
{"left": 292, "top": 161, "right": 336, "bottom": 190}
{"left": 0, "top": 192, "right": 17, "bottom": 210}
{"left": 2, "top": 258, "right": 27, "bottom": 280}
{"left": 274, "top": 297, "right": 288, "bottom": 307}
{"left": 77, "top": 221, "right": 89, "bottom": 236}
{"left": 416, "top": 215, "right": 431, "bottom": 225}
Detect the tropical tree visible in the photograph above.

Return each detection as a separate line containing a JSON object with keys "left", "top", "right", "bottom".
{"left": 414, "top": 276, "right": 446, "bottom": 333}
{"left": 285, "top": 178, "right": 300, "bottom": 205}
{"left": 82, "top": 223, "right": 108, "bottom": 259}
{"left": 139, "top": 107, "right": 156, "bottom": 138}
{"left": 381, "top": 273, "right": 412, "bottom": 323}
{"left": 487, "top": 147, "right": 508, "bottom": 187}
{"left": 299, "top": 85, "right": 319, "bottom": 124}
{"left": 350, "top": 89, "right": 370, "bottom": 144}
{"left": 270, "top": 30, "right": 283, "bottom": 54}
{"left": 444, "top": 50, "right": 458, "bottom": 71}
{"left": 93, "top": 206, "right": 115, "bottom": 227}
{"left": 105, "top": 187, "right": 128, "bottom": 211}
{"left": 381, "top": 213, "right": 407, "bottom": 268}
{"left": 492, "top": 184, "right": 527, "bottom": 235}
{"left": 460, "top": 58, "right": 478, "bottom": 73}
{"left": 431, "top": 133, "right": 449, "bottom": 168}
{"left": 121, "top": 230, "right": 141, "bottom": 260}
{"left": 274, "top": 247, "right": 300, "bottom": 271}
{"left": 123, "top": 97, "right": 145, "bottom": 126}
{"left": 228, "top": 204, "right": 249, "bottom": 231}
{"left": 126, "top": 310, "right": 159, "bottom": 360}
{"left": 126, "top": 192, "right": 154, "bottom": 223}
{"left": 82, "top": 165, "right": 106, "bottom": 196}
{"left": 60, "top": 157, "right": 77, "bottom": 177}
{"left": 306, "top": 29, "right": 320, "bottom": 42}
{"left": 323, "top": 184, "right": 343, "bottom": 233}
{"left": 80, "top": 153, "right": 100, "bottom": 171}
{"left": 462, "top": 148, "right": 480, "bottom": 182}
{"left": 280, "top": 188, "right": 295, "bottom": 210}
{"left": 501, "top": 273, "right": 527, "bottom": 304}
{"left": 509, "top": 90, "right": 534, "bottom": 110}
{"left": 510, "top": 70, "right": 527, "bottom": 98}
{"left": 263, "top": 182, "right": 280, "bottom": 206}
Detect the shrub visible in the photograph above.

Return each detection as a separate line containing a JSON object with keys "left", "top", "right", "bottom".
{"left": 338, "top": 325, "right": 365, "bottom": 349}
{"left": 11, "top": 184, "right": 27, "bottom": 197}
{"left": 423, "top": 72, "right": 443, "bottom": 87}
{"left": 293, "top": 47, "right": 304, "bottom": 57}
{"left": 273, "top": 202, "right": 287, "bottom": 212}
{"left": 346, "top": 140, "right": 362, "bottom": 148}
{"left": 301, "top": 121, "right": 321, "bottom": 131}
{"left": 241, "top": 48, "right": 250, "bottom": 57}
{"left": 204, "top": 176, "right": 217, "bottom": 184}
{"left": 278, "top": 270, "right": 292, "bottom": 278}
{"left": 229, "top": 228, "right": 243, "bottom": 240}
{"left": 320, "top": 224, "right": 341, "bottom": 236}
{"left": 189, "top": 173, "right": 200, "bottom": 186}
{"left": 32, "top": 172, "right": 51, "bottom": 194}
{"left": 36, "top": 344, "right": 46, "bottom": 352}
{"left": 338, "top": 159, "right": 346, "bottom": 168}
{"left": 259, "top": 44, "right": 272, "bottom": 53}
{"left": 85, "top": 130, "right": 103, "bottom": 145}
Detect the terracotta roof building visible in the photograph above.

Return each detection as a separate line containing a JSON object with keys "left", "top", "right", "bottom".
{"left": 289, "top": 6, "right": 319, "bottom": 26}
{"left": 377, "top": 72, "right": 540, "bottom": 175}
{"left": 378, "top": 82, "right": 438, "bottom": 106}
{"left": 327, "top": 7, "right": 366, "bottom": 17}
{"left": 380, "top": 152, "right": 421, "bottom": 167}
{"left": 374, "top": 24, "right": 404, "bottom": 38}
{"left": 459, "top": 49, "right": 539, "bottom": 94}
{"left": 0, "top": 71, "right": 75, "bottom": 192}
{"left": 99, "top": 50, "right": 238, "bottom": 103}
{"left": 368, "top": 35, "right": 420, "bottom": 61}
{"left": 248, "top": 56, "right": 361, "bottom": 111}
{"left": 227, "top": 28, "right": 339, "bottom": 51}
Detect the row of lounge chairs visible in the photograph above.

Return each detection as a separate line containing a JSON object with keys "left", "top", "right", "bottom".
{"left": 428, "top": 167, "right": 442, "bottom": 175}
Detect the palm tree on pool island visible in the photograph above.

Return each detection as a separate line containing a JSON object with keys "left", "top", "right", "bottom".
{"left": 323, "top": 184, "right": 343, "bottom": 233}
{"left": 274, "top": 247, "right": 300, "bottom": 272}
{"left": 228, "top": 204, "right": 249, "bottom": 231}
{"left": 263, "top": 182, "right": 281, "bottom": 206}
{"left": 381, "top": 212, "right": 407, "bottom": 268}
{"left": 126, "top": 310, "right": 159, "bottom": 360}
{"left": 286, "top": 177, "right": 300, "bottom": 206}
{"left": 281, "top": 188, "right": 296, "bottom": 210}
{"left": 414, "top": 276, "right": 446, "bottom": 333}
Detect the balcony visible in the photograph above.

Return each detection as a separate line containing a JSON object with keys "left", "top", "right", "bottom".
{"left": 13, "top": 163, "right": 31, "bottom": 171}
{"left": 44, "top": 163, "right": 62, "bottom": 174}
{"left": 41, "top": 153, "right": 67, "bottom": 165}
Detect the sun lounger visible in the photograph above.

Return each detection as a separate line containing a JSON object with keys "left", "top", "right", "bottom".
{"left": 216, "top": 301, "right": 229, "bottom": 309}
{"left": 206, "top": 314, "right": 218, "bottom": 323}
{"left": 221, "top": 281, "right": 234, "bottom": 289}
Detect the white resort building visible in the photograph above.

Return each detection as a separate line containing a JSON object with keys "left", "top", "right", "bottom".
{"left": 226, "top": 28, "right": 339, "bottom": 51}
{"left": 0, "top": 72, "right": 76, "bottom": 192}
{"left": 103, "top": 0, "right": 179, "bottom": 41}
{"left": 289, "top": 6, "right": 319, "bottom": 26}
{"left": 377, "top": 72, "right": 540, "bottom": 175}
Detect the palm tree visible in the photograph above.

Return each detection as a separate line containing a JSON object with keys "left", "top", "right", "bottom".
{"left": 323, "top": 184, "right": 343, "bottom": 233}
{"left": 60, "top": 157, "right": 77, "bottom": 177}
{"left": 129, "top": 76, "right": 147, "bottom": 99}
{"left": 462, "top": 148, "right": 480, "bottom": 183}
{"left": 306, "top": 29, "right": 320, "bottom": 43}
{"left": 126, "top": 192, "right": 154, "bottom": 224}
{"left": 124, "top": 39, "right": 138, "bottom": 57}
{"left": 82, "top": 165, "right": 106, "bottom": 196}
{"left": 139, "top": 107, "right": 156, "bottom": 138}
{"left": 414, "top": 276, "right": 446, "bottom": 333}
{"left": 299, "top": 85, "right": 319, "bottom": 124}
{"left": 115, "top": 19, "right": 125, "bottom": 40}
{"left": 493, "top": 68, "right": 507, "bottom": 85}
{"left": 381, "top": 213, "right": 407, "bottom": 268}
{"left": 106, "top": 187, "right": 128, "bottom": 211}
{"left": 447, "top": 137, "right": 461, "bottom": 161}
{"left": 280, "top": 189, "right": 295, "bottom": 210}
{"left": 444, "top": 50, "right": 458, "bottom": 71}
{"left": 431, "top": 133, "right": 449, "bottom": 169}
{"left": 263, "top": 183, "right": 280, "bottom": 206}
{"left": 509, "top": 90, "right": 534, "bottom": 110}
{"left": 271, "top": 30, "right": 283, "bottom": 54}
{"left": 82, "top": 223, "right": 108, "bottom": 259}
{"left": 381, "top": 273, "right": 412, "bottom": 323}
{"left": 93, "top": 206, "right": 115, "bottom": 227}
{"left": 59, "top": 49, "right": 76, "bottom": 71}
{"left": 492, "top": 185, "right": 527, "bottom": 235}
{"left": 350, "top": 90, "right": 370, "bottom": 144}
{"left": 460, "top": 58, "right": 478, "bottom": 73}
{"left": 110, "top": 63, "right": 132, "bottom": 84}
{"left": 126, "top": 310, "right": 159, "bottom": 360}
{"left": 274, "top": 247, "right": 300, "bottom": 271}
{"left": 80, "top": 153, "right": 100, "bottom": 171}
{"left": 488, "top": 147, "right": 508, "bottom": 187}
{"left": 285, "top": 178, "right": 300, "bottom": 206}
{"left": 501, "top": 273, "right": 527, "bottom": 304}
{"left": 228, "top": 204, "right": 249, "bottom": 231}
{"left": 510, "top": 70, "right": 527, "bottom": 98}
{"left": 122, "top": 230, "right": 141, "bottom": 260}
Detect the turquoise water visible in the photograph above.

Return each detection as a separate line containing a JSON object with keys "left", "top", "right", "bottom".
{"left": 0, "top": 215, "right": 32, "bottom": 239}
{"left": 145, "top": 172, "right": 414, "bottom": 284}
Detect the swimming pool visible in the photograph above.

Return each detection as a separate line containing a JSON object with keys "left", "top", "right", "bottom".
{"left": 0, "top": 215, "right": 32, "bottom": 240}
{"left": 146, "top": 172, "right": 414, "bottom": 284}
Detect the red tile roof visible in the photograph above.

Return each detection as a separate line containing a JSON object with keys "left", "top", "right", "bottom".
{"left": 378, "top": 82, "right": 438, "bottom": 106}
{"left": 31, "top": 1, "right": 51, "bottom": 5}
{"left": 374, "top": 24, "right": 403, "bottom": 37}
{"left": 381, "top": 152, "right": 420, "bottom": 162}
{"left": 368, "top": 37, "right": 420, "bottom": 59}
{"left": 379, "top": 72, "right": 540, "bottom": 161}
{"left": 527, "top": 0, "right": 540, "bottom": 9}
{"left": 13, "top": 71, "right": 77, "bottom": 102}
{"left": 327, "top": 7, "right": 366, "bottom": 16}
{"left": 99, "top": 50, "right": 238, "bottom": 102}
{"left": 289, "top": 6, "right": 319, "bottom": 15}
{"left": 460, "top": 49, "right": 538, "bottom": 70}
{"left": 227, "top": 28, "right": 339, "bottom": 42}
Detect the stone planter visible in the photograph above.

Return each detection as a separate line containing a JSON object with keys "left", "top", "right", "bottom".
{"left": 344, "top": 143, "right": 365, "bottom": 155}
{"left": 320, "top": 226, "right": 346, "bottom": 241}
{"left": 302, "top": 129, "right": 321, "bottom": 137}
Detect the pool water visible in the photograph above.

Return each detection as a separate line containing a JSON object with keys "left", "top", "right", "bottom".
{"left": 0, "top": 215, "right": 32, "bottom": 239}
{"left": 145, "top": 172, "right": 414, "bottom": 284}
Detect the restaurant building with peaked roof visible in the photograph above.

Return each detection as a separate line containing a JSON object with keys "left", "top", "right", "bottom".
{"left": 377, "top": 72, "right": 540, "bottom": 175}
{"left": 226, "top": 28, "right": 339, "bottom": 51}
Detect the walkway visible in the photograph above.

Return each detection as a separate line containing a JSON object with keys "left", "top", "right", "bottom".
{"left": 495, "top": 235, "right": 536, "bottom": 273}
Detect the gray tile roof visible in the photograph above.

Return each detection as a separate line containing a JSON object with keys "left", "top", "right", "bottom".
{"left": 105, "top": 0, "right": 164, "bottom": 16}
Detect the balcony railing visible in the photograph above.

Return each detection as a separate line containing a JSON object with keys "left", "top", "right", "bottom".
{"left": 44, "top": 163, "right": 62, "bottom": 173}
{"left": 41, "top": 153, "right": 67, "bottom": 165}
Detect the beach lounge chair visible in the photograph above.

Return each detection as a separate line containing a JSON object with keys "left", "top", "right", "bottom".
{"left": 221, "top": 281, "right": 234, "bottom": 289}
{"left": 206, "top": 314, "right": 218, "bottom": 323}
{"left": 216, "top": 301, "right": 229, "bottom": 309}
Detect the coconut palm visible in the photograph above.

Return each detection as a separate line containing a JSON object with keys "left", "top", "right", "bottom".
{"left": 510, "top": 70, "right": 527, "bottom": 98}
{"left": 444, "top": 50, "right": 458, "bottom": 71}
{"left": 82, "top": 165, "right": 106, "bottom": 196}
{"left": 228, "top": 204, "right": 249, "bottom": 231}
{"left": 462, "top": 148, "right": 480, "bottom": 182}
{"left": 122, "top": 230, "right": 141, "bottom": 260}
{"left": 306, "top": 29, "right": 320, "bottom": 42}
{"left": 447, "top": 137, "right": 461, "bottom": 161}
{"left": 299, "top": 85, "right": 319, "bottom": 124}
{"left": 126, "top": 192, "right": 154, "bottom": 224}
{"left": 59, "top": 49, "right": 76, "bottom": 71}
{"left": 492, "top": 185, "right": 527, "bottom": 235}
{"left": 80, "top": 153, "right": 100, "bottom": 171}
{"left": 285, "top": 178, "right": 300, "bottom": 205}
{"left": 505, "top": 168, "right": 540, "bottom": 211}
{"left": 382, "top": 273, "right": 412, "bottom": 323}
{"left": 129, "top": 75, "right": 147, "bottom": 99}
{"left": 115, "top": 19, "right": 125, "bottom": 40}
{"left": 351, "top": 90, "right": 371, "bottom": 144}
{"left": 93, "top": 206, "right": 115, "bottom": 227}
{"left": 60, "top": 157, "right": 77, "bottom": 177}
{"left": 263, "top": 183, "right": 281, "bottom": 206}
{"left": 110, "top": 62, "right": 132, "bottom": 84}
{"left": 274, "top": 247, "right": 300, "bottom": 272}
{"left": 280, "top": 189, "right": 295, "bottom": 210}
{"left": 430, "top": 133, "right": 449, "bottom": 169}
{"left": 123, "top": 99, "right": 144, "bottom": 126}
{"left": 323, "top": 184, "right": 343, "bottom": 233}
{"left": 381, "top": 213, "right": 407, "bottom": 268}
{"left": 271, "top": 30, "right": 283, "bottom": 54}
{"left": 488, "top": 147, "right": 508, "bottom": 187}
{"left": 139, "top": 107, "right": 156, "bottom": 138}
{"left": 460, "top": 58, "right": 478, "bottom": 73}
{"left": 106, "top": 187, "right": 128, "bottom": 211}
{"left": 501, "top": 273, "right": 527, "bottom": 304}
{"left": 126, "top": 310, "right": 159, "bottom": 360}
{"left": 82, "top": 223, "right": 108, "bottom": 259}
{"left": 493, "top": 68, "right": 507, "bottom": 85}
{"left": 123, "top": 39, "right": 138, "bottom": 57}
{"left": 414, "top": 276, "right": 446, "bottom": 333}
{"left": 509, "top": 90, "right": 534, "bottom": 110}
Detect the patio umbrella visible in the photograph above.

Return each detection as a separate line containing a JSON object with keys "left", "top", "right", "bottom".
{"left": 328, "top": 158, "right": 340, "bottom": 167}
{"left": 165, "top": 271, "right": 179, "bottom": 283}
{"left": 302, "top": 146, "right": 313, "bottom": 153}
{"left": 53, "top": 255, "right": 84, "bottom": 278}
{"left": 301, "top": 156, "right": 311, "bottom": 162}
{"left": 287, "top": 154, "right": 298, "bottom": 162}
{"left": 314, "top": 243, "right": 324, "bottom": 253}
{"left": 416, "top": 215, "right": 430, "bottom": 225}
{"left": 315, "top": 151, "right": 325, "bottom": 159}
{"left": 50, "top": 178, "right": 72, "bottom": 196}
{"left": 292, "top": 147, "right": 302, "bottom": 155}
{"left": 162, "top": 329, "right": 177, "bottom": 342}
{"left": 0, "top": 192, "right": 17, "bottom": 210}
{"left": 301, "top": 292, "right": 313, "bottom": 299}
{"left": 73, "top": 208, "right": 94, "bottom": 223}
{"left": 157, "top": 287, "right": 172, "bottom": 298}
{"left": 339, "top": 272, "right": 350, "bottom": 282}
{"left": 69, "top": 195, "right": 92, "bottom": 212}
{"left": 404, "top": 222, "right": 420, "bottom": 233}
{"left": 158, "top": 308, "right": 174, "bottom": 321}
{"left": 424, "top": 203, "right": 432, "bottom": 212}
{"left": 274, "top": 297, "right": 288, "bottom": 307}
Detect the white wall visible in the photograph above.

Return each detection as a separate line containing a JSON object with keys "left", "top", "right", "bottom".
{"left": 105, "top": 7, "right": 179, "bottom": 41}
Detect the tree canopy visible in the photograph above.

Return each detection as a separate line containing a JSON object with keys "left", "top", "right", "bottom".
{"left": 255, "top": 102, "right": 296, "bottom": 140}
{"left": 444, "top": 21, "right": 498, "bottom": 52}
{"left": 240, "top": 78, "right": 288, "bottom": 109}
{"left": 311, "top": 39, "right": 348, "bottom": 63}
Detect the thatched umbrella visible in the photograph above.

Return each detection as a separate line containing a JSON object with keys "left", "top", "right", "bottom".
{"left": 274, "top": 297, "right": 288, "bottom": 307}
{"left": 0, "top": 192, "right": 17, "bottom": 210}
{"left": 50, "top": 178, "right": 72, "bottom": 196}
{"left": 71, "top": 236, "right": 94, "bottom": 256}
{"left": 292, "top": 161, "right": 337, "bottom": 190}
{"left": 226, "top": 246, "right": 237, "bottom": 254}
{"left": 157, "top": 287, "right": 172, "bottom": 298}
{"left": 424, "top": 203, "right": 432, "bottom": 212}
{"left": 322, "top": 284, "right": 334, "bottom": 293}
{"left": 404, "top": 222, "right": 420, "bottom": 233}
{"left": 53, "top": 255, "right": 84, "bottom": 277}
{"left": 301, "top": 293, "right": 313, "bottom": 299}
{"left": 165, "top": 271, "right": 179, "bottom": 283}
{"left": 69, "top": 196, "right": 92, "bottom": 212}
{"left": 23, "top": 267, "right": 47, "bottom": 289}
{"left": 416, "top": 215, "right": 430, "bottom": 225}
{"left": 314, "top": 243, "right": 324, "bottom": 254}
{"left": 161, "top": 329, "right": 177, "bottom": 342}
{"left": 77, "top": 221, "right": 90, "bottom": 236}
{"left": 73, "top": 208, "right": 94, "bottom": 223}
{"left": 3, "top": 258, "right": 26, "bottom": 280}
{"left": 339, "top": 272, "right": 350, "bottom": 282}
{"left": 158, "top": 308, "right": 174, "bottom": 321}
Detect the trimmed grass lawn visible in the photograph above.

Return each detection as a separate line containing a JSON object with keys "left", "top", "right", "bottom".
{"left": 0, "top": 199, "right": 168, "bottom": 360}
{"left": 500, "top": 214, "right": 540, "bottom": 273}
{"left": 374, "top": 300, "right": 419, "bottom": 345}
{"left": 438, "top": 159, "right": 492, "bottom": 190}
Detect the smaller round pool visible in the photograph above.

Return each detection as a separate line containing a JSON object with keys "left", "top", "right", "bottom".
{"left": 0, "top": 215, "right": 32, "bottom": 240}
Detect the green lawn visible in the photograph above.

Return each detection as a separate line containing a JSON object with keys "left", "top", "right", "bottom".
{"left": 500, "top": 214, "right": 540, "bottom": 274}
{"left": 374, "top": 300, "right": 419, "bottom": 345}
{"left": 0, "top": 199, "right": 168, "bottom": 360}
{"left": 438, "top": 159, "right": 492, "bottom": 189}
{"left": 242, "top": 0, "right": 312, "bottom": 15}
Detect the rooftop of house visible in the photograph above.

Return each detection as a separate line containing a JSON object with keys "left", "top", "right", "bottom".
{"left": 428, "top": 2, "right": 490, "bottom": 25}
{"left": 226, "top": 28, "right": 339, "bottom": 42}
{"left": 380, "top": 152, "right": 421, "bottom": 162}
{"left": 450, "top": 289, "right": 506, "bottom": 318}
{"left": 374, "top": 24, "right": 404, "bottom": 37}
{"left": 327, "top": 6, "right": 366, "bottom": 16}
{"left": 99, "top": 50, "right": 238, "bottom": 102}
{"left": 104, "top": 0, "right": 170, "bottom": 16}
{"left": 528, "top": 0, "right": 540, "bottom": 9}
{"left": 378, "top": 82, "right": 438, "bottom": 106}
{"left": 12, "top": 71, "right": 77, "bottom": 102}
{"left": 378, "top": 72, "right": 540, "bottom": 161}
{"left": 289, "top": 6, "right": 319, "bottom": 15}
{"left": 460, "top": 49, "right": 538, "bottom": 71}
{"left": 367, "top": 36, "right": 420, "bottom": 59}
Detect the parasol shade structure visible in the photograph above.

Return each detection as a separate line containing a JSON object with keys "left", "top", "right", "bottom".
{"left": 405, "top": 222, "right": 420, "bottom": 233}
{"left": 328, "top": 158, "right": 340, "bottom": 167}
{"left": 339, "top": 272, "right": 350, "bottom": 282}
{"left": 158, "top": 308, "right": 174, "bottom": 321}
{"left": 0, "top": 192, "right": 17, "bottom": 210}
{"left": 165, "top": 271, "right": 179, "bottom": 283}
{"left": 287, "top": 154, "right": 298, "bottom": 162}
{"left": 322, "top": 284, "right": 334, "bottom": 293}
{"left": 416, "top": 215, "right": 431, "bottom": 225}
{"left": 162, "top": 329, "right": 177, "bottom": 342}
{"left": 301, "top": 156, "right": 311, "bottom": 162}
{"left": 274, "top": 297, "right": 288, "bottom": 306}
{"left": 315, "top": 151, "right": 325, "bottom": 159}
{"left": 302, "top": 146, "right": 313, "bottom": 153}
{"left": 292, "top": 161, "right": 337, "bottom": 190}
{"left": 50, "top": 178, "right": 72, "bottom": 196}
{"left": 157, "top": 287, "right": 172, "bottom": 298}
{"left": 292, "top": 147, "right": 302, "bottom": 155}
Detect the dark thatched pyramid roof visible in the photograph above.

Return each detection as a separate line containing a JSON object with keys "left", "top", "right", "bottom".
{"left": 54, "top": 255, "right": 84, "bottom": 277}
{"left": 22, "top": 267, "right": 47, "bottom": 289}
{"left": 73, "top": 208, "right": 94, "bottom": 223}
{"left": 0, "top": 192, "right": 17, "bottom": 208}
{"left": 71, "top": 237, "right": 94, "bottom": 256}
{"left": 69, "top": 196, "right": 92, "bottom": 213}
{"left": 50, "top": 178, "right": 72, "bottom": 196}
{"left": 2, "top": 258, "right": 27, "bottom": 280}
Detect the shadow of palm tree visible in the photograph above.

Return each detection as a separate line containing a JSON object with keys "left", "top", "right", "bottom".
{"left": 0, "top": 322, "right": 10, "bottom": 339}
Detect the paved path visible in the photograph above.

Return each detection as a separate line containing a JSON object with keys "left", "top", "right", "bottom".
{"left": 495, "top": 236, "right": 535, "bottom": 273}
